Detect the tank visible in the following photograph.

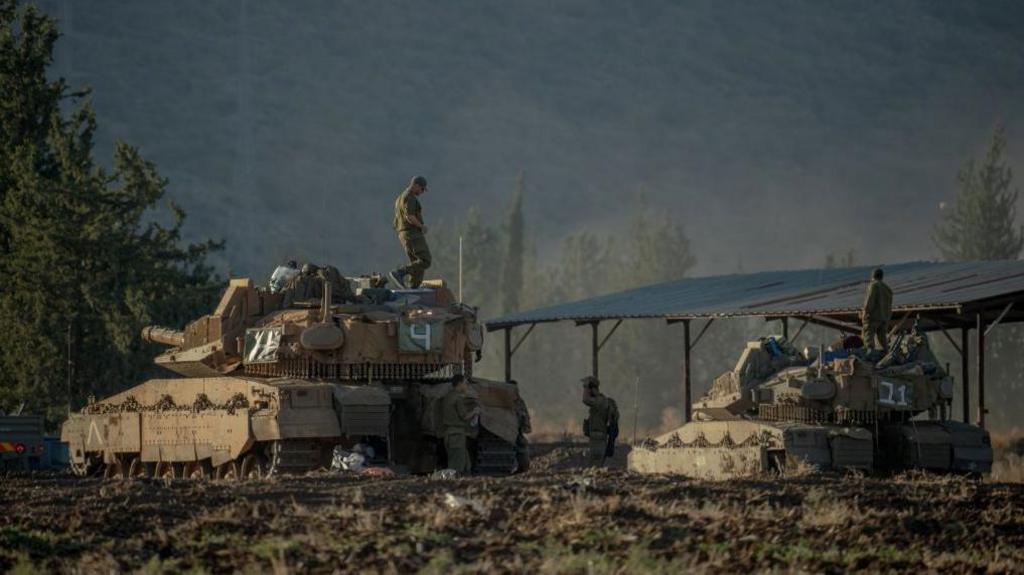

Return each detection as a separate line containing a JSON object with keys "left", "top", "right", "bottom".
{"left": 61, "top": 264, "right": 528, "bottom": 479}
{"left": 628, "top": 326, "right": 993, "bottom": 479}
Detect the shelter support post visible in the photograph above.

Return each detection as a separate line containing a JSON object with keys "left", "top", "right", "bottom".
{"left": 781, "top": 317, "right": 789, "bottom": 340}
{"left": 937, "top": 324, "right": 963, "bottom": 357}
{"left": 690, "top": 318, "right": 715, "bottom": 349}
{"left": 790, "top": 317, "right": 810, "bottom": 345}
{"left": 683, "top": 319, "right": 692, "bottom": 423}
{"left": 984, "top": 302, "right": 1014, "bottom": 337}
{"left": 961, "top": 327, "right": 970, "bottom": 424}
{"left": 977, "top": 314, "right": 986, "bottom": 429}
{"left": 502, "top": 323, "right": 537, "bottom": 382}
{"left": 504, "top": 327, "right": 512, "bottom": 382}
{"left": 577, "top": 319, "right": 622, "bottom": 383}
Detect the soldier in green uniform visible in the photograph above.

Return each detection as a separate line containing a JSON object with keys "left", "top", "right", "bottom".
{"left": 860, "top": 268, "right": 894, "bottom": 352}
{"left": 282, "top": 263, "right": 321, "bottom": 307}
{"left": 510, "top": 380, "right": 532, "bottom": 471}
{"left": 441, "top": 374, "right": 476, "bottom": 474}
{"left": 581, "top": 376, "right": 619, "bottom": 467}
{"left": 389, "top": 175, "right": 432, "bottom": 289}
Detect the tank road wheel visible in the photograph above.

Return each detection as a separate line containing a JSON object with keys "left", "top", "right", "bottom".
{"left": 103, "top": 459, "right": 126, "bottom": 479}
{"left": 215, "top": 461, "right": 239, "bottom": 481}
{"left": 240, "top": 453, "right": 268, "bottom": 480}
{"left": 154, "top": 462, "right": 181, "bottom": 480}
{"left": 183, "top": 461, "right": 213, "bottom": 480}
{"left": 71, "top": 456, "right": 101, "bottom": 477}
{"left": 767, "top": 450, "right": 786, "bottom": 474}
{"left": 127, "top": 457, "right": 152, "bottom": 479}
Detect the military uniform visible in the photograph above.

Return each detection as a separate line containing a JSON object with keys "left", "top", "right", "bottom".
{"left": 514, "top": 393, "right": 531, "bottom": 469}
{"left": 393, "top": 188, "right": 432, "bottom": 288}
{"left": 583, "top": 385, "right": 618, "bottom": 467}
{"left": 441, "top": 384, "right": 475, "bottom": 474}
{"left": 281, "top": 264, "right": 353, "bottom": 307}
{"left": 861, "top": 278, "right": 893, "bottom": 351}
{"left": 282, "top": 266, "right": 322, "bottom": 307}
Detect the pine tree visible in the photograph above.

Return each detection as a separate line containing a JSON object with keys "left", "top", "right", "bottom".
{"left": 459, "top": 207, "right": 503, "bottom": 313}
{"left": 501, "top": 172, "right": 525, "bottom": 315}
{"left": 933, "top": 125, "right": 1023, "bottom": 261}
{"left": 824, "top": 250, "right": 855, "bottom": 269}
{"left": 0, "top": 1, "right": 221, "bottom": 425}
{"left": 620, "top": 208, "right": 696, "bottom": 289}
{"left": 931, "top": 124, "right": 1023, "bottom": 431}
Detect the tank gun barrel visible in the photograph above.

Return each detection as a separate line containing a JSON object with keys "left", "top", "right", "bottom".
{"left": 141, "top": 326, "right": 185, "bottom": 347}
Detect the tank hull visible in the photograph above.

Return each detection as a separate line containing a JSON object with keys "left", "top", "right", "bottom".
{"left": 628, "top": 419, "right": 992, "bottom": 479}
{"left": 62, "top": 376, "right": 523, "bottom": 478}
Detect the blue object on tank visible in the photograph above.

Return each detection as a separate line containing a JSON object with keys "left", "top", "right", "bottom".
{"left": 823, "top": 349, "right": 851, "bottom": 363}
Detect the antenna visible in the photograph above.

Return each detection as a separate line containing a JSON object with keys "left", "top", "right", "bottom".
{"left": 631, "top": 376, "right": 640, "bottom": 446}
{"left": 817, "top": 343, "right": 825, "bottom": 378}
{"left": 66, "top": 322, "right": 73, "bottom": 416}
{"left": 459, "top": 235, "right": 464, "bottom": 303}
{"left": 321, "top": 278, "right": 332, "bottom": 323}
{"left": 321, "top": 194, "right": 327, "bottom": 264}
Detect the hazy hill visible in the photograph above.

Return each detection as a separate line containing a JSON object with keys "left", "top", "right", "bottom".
{"left": 40, "top": 0, "right": 1024, "bottom": 279}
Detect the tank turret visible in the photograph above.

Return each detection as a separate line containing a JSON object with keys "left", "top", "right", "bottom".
{"left": 693, "top": 330, "right": 954, "bottom": 425}
{"left": 140, "top": 271, "right": 482, "bottom": 380}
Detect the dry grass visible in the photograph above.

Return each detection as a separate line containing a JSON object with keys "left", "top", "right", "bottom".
{"left": 4, "top": 442, "right": 1024, "bottom": 573}
{"left": 3, "top": 469, "right": 1023, "bottom": 574}
{"left": 993, "top": 453, "right": 1024, "bottom": 483}
{"left": 799, "top": 487, "right": 866, "bottom": 528}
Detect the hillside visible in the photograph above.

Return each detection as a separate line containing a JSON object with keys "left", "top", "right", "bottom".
{"left": 39, "top": 0, "right": 1024, "bottom": 279}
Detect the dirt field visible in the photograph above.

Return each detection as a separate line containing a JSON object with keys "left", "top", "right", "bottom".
{"left": 3, "top": 445, "right": 1024, "bottom": 574}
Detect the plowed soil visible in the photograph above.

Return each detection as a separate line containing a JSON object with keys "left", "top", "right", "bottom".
{"left": 2, "top": 445, "right": 1023, "bottom": 574}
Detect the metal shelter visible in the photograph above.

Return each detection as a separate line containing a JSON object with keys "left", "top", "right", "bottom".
{"left": 484, "top": 260, "right": 1024, "bottom": 428}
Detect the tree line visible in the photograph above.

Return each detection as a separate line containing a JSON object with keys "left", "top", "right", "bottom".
{"left": 0, "top": 2, "right": 222, "bottom": 426}
{"left": 430, "top": 124, "right": 1023, "bottom": 435}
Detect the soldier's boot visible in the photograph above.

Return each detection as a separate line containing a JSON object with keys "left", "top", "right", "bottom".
{"left": 388, "top": 268, "right": 409, "bottom": 289}
{"left": 408, "top": 270, "right": 424, "bottom": 289}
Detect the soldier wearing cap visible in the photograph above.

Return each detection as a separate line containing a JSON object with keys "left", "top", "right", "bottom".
{"left": 860, "top": 267, "right": 893, "bottom": 352}
{"left": 389, "top": 176, "right": 432, "bottom": 289}
{"left": 581, "top": 376, "right": 619, "bottom": 467}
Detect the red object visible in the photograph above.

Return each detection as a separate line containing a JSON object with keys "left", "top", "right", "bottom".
{"left": 14, "top": 443, "right": 25, "bottom": 455}
{"left": 359, "top": 466, "right": 396, "bottom": 477}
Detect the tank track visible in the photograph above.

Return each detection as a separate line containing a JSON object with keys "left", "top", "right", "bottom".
{"left": 474, "top": 429, "right": 518, "bottom": 475}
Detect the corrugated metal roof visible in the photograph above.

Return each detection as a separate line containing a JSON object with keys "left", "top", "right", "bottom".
{"left": 484, "top": 261, "right": 1024, "bottom": 330}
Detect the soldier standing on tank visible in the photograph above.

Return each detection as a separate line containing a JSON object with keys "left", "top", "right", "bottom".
{"left": 581, "top": 376, "right": 619, "bottom": 467}
{"left": 860, "top": 267, "right": 894, "bottom": 352}
{"left": 389, "top": 175, "right": 431, "bottom": 289}
{"left": 441, "top": 374, "right": 476, "bottom": 475}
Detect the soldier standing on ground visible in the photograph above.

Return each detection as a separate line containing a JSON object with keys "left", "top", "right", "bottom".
{"left": 441, "top": 374, "right": 476, "bottom": 474}
{"left": 581, "top": 376, "right": 619, "bottom": 467}
{"left": 510, "top": 380, "right": 532, "bottom": 470}
{"left": 860, "top": 267, "right": 893, "bottom": 352}
{"left": 389, "top": 176, "right": 432, "bottom": 289}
